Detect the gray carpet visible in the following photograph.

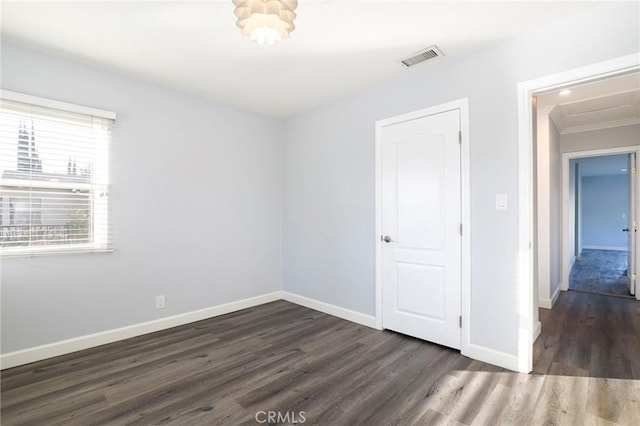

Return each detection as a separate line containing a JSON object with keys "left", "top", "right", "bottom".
{"left": 569, "top": 249, "right": 632, "bottom": 297}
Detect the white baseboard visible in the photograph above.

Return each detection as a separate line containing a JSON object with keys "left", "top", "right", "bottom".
{"left": 281, "top": 291, "right": 377, "bottom": 329}
{"left": 538, "top": 298, "right": 551, "bottom": 309}
{"left": 463, "top": 343, "right": 521, "bottom": 372}
{"left": 538, "top": 286, "right": 561, "bottom": 309}
{"left": 582, "top": 245, "right": 627, "bottom": 251}
{"left": 1, "top": 291, "right": 524, "bottom": 374}
{"left": 0, "top": 292, "right": 282, "bottom": 370}
{"left": 532, "top": 320, "right": 542, "bottom": 343}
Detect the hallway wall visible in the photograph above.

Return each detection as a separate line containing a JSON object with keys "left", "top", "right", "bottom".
{"left": 582, "top": 174, "right": 629, "bottom": 250}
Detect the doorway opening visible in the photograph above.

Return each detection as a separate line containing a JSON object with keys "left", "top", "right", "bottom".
{"left": 533, "top": 71, "right": 640, "bottom": 313}
{"left": 517, "top": 53, "right": 640, "bottom": 373}
{"left": 564, "top": 150, "right": 639, "bottom": 299}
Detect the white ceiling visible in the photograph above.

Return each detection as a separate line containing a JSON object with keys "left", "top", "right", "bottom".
{"left": 1, "top": 1, "right": 608, "bottom": 117}
{"left": 539, "top": 72, "right": 640, "bottom": 134}
{"left": 540, "top": 73, "right": 639, "bottom": 178}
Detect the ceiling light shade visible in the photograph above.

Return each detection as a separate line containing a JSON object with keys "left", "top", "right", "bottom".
{"left": 233, "top": 0, "right": 298, "bottom": 45}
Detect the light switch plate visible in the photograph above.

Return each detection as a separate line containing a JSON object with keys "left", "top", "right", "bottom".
{"left": 156, "top": 295, "right": 165, "bottom": 309}
{"left": 496, "top": 193, "right": 508, "bottom": 211}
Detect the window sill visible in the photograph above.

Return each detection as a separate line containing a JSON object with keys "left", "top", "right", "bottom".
{"left": 0, "top": 246, "right": 114, "bottom": 258}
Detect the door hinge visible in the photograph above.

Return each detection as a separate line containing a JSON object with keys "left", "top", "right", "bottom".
{"left": 458, "top": 130, "right": 462, "bottom": 143}
{"left": 633, "top": 274, "right": 637, "bottom": 282}
{"left": 632, "top": 167, "right": 637, "bottom": 174}
{"left": 459, "top": 223, "right": 463, "bottom": 236}
{"left": 459, "top": 316, "right": 462, "bottom": 328}
{"left": 633, "top": 220, "right": 637, "bottom": 231}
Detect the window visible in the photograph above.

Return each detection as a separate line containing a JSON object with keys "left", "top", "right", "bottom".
{"left": 9, "top": 197, "right": 42, "bottom": 225}
{"left": 0, "top": 91, "right": 115, "bottom": 255}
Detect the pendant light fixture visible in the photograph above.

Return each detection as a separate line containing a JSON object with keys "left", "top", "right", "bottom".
{"left": 232, "top": 0, "right": 298, "bottom": 45}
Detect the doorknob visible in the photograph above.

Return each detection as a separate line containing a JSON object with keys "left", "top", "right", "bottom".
{"left": 623, "top": 228, "right": 630, "bottom": 232}
{"left": 382, "top": 235, "right": 394, "bottom": 243}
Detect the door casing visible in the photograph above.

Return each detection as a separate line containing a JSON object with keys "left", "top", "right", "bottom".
{"left": 518, "top": 53, "right": 640, "bottom": 373}
{"left": 374, "top": 98, "right": 471, "bottom": 358}
{"left": 561, "top": 146, "right": 640, "bottom": 296}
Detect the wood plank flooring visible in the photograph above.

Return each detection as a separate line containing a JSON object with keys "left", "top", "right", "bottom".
{"left": 1, "top": 291, "right": 639, "bottom": 425}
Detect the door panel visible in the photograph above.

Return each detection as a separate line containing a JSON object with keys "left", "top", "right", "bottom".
{"left": 381, "top": 109, "right": 461, "bottom": 349}
{"left": 396, "top": 137, "right": 445, "bottom": 249}
{"left": 396, "top": 263, "right": 445, "bottom": 319}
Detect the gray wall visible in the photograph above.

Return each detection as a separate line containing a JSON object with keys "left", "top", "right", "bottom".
{"left": 582, "top": 175, "right": 629, "bottom": 249}
{"left": 282, "top": 2, "right": 639, "bottom": 356}
{"left": 549, "top": 116, "right": 562, "bottom": 298}
{"left": 1, "top": 42, "right": 283, "bottom": 353}
{"left": 561, "top": 124, "right": 640, "bottom": 153}
{"left": 535, "top": 104, "right": 563, "bottom": 306}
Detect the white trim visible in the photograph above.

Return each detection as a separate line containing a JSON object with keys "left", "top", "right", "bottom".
{"left": 539, "top": 287, "right": 561, "bottom": 309}
{"left": 465, "top": 343, "right": 520, "bottom": 372}
{"left": 561, "top": 145, "right": 640, "bottom": 292}
{"left": 532, "top": 321, "right": 542, "bottom": 343}
{"left": 0, "top": 89, "right": 116, "bottom": 120}
{"left": 552, "top": 286, "right": 561, "bottom": 307}
{"left": 0, "top": 245, "right": 114, "bottom": 258}
{"left": 375, "top": 116, "right": 384, "bottom": 330}
{"left": 582, "top": 245, "right": 628, "bottom": 251}
{"left": 460, "top": 100, "right": 472, "bottom": 364}
{"left": 281, "top": 292, "right": 377, "bottom": 329}
{"left": 560, "top": 118, "right": 640, "bottom": 135}
{"left": 538, "top": 298, "right": 552, "bottom": 309}
{"left": 0, "top": 292, "right": 281, "bottom": 369}
{"left": 374, "top": 98, "right": 471, "bottom": 357}
{"left": 563, "top": 146, "right": 640, "bottom": 159}
{"left": 517, "top": 79, "right": 536, "bottom": 374}
{"left": 518, "top": 53, "right": 640, "bottom": 373}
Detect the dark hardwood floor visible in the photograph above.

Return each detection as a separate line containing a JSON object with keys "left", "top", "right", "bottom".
{"left": 1, "top": 291, "right": 639, "bottom": 425}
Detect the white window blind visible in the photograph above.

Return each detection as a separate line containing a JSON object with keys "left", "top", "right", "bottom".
{"left": 0, "top": 91, "right": 115, "bottom": 256}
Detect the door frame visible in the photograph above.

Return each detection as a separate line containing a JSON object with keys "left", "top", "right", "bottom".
{"left": 561, "top": 146, "right": 640, "bottom": 296}
{"left": 517, "top": 53, "right": 640, "bottom": 373}
{"left": 374, "top": 98, "right": 471, "bottom": 357}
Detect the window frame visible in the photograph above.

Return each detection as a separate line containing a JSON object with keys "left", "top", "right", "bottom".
{"left": 0, "top": 90, "right": 115, "bottom": 257}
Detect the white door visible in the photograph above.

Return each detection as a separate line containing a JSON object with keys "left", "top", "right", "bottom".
{"left": 627, "top": 153, "right": 637, "bottom": 296}
{"left": 380, "top": 109, "right": 461, "bottom": 349}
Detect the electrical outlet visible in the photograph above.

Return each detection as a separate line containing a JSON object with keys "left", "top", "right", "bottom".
{"left": 156, "top": 295, "right": 165, "bottom": 309}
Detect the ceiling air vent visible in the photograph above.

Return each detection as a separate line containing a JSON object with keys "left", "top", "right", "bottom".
{"left": 399, "top": 46, "right": 444, "bottom": 68}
